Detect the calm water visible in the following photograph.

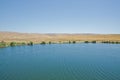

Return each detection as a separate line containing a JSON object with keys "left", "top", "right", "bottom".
{"left": 0, "top": 44, "right": 120, "bottom": 80}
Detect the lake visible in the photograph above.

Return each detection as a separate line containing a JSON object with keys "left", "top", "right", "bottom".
{"left": 0, "top": 43, "right": 120, "bottom": 80}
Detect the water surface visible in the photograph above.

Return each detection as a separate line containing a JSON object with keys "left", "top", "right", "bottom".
{"left": 0, "top": 44, "right": 120, "bottom": 80}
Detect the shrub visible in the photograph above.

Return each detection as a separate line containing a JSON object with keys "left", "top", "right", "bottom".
{"left": 22, "top": 42, "right": 26, "bottom": 45}
{"left": 59, "top": 41, "right": 61, "bottom": 43}
{"left": 28, "top": 41, "right": 33, "bottom": 46}
{"left": 41, "top": 41, "right": 46, "bottom": 44}
{"left": 102, "top": 41, "right": 109, "bottom": 43}
{"left": 72, "top": 41, "right": 76, "bottom": 44}
{"left": 0, "top": 41, "right": 6, "bottom": 47}
{"left": 115, "top": 42, "right": 119, "bottom": 44}
{"left": 91, "top": 41, "right": 96, "bottom": 43}
{"left": 115, "top": 42, "right": 120, "bottom": 44}
{"left": 111, "top": 42, "right": 115, "bottom": 44}
{"left": 101, "top": 41, "right": 120, "bottom": 44}
{"left": 48, "top": 41, "right": 51, "bottom": 44}
{"left": 101, "top": 41, "right": 105, "bottom": 43}
{"left": 10, "top": 42, "right": 16, "bottom": 46}
{"left": 84, "top": 41, "right": 89, "bottom": 43}
{"left": 69, "top": 41, "right": 71, "bottom": 44}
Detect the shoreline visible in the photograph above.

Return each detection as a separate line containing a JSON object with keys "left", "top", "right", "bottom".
{"left": 0, "top": 40, "right": 120, "bottom": 48}
{"left": 0, "top": 32, "right": 120, "bottom": 48}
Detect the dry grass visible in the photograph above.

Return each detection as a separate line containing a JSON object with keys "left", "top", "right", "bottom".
{"left": 0, "top": 32, "right": 120, "bottom": 44}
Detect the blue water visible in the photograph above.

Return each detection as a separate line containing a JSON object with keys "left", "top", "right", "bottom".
{"left": 0, "top": 43, "right": 120, "bottom": 80}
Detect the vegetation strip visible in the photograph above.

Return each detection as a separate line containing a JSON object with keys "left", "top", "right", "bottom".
{"left": 0, "top": 40, "right": 120, "bottom": 48}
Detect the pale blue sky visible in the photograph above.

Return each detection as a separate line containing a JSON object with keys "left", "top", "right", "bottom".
{"left": 0, "top": 0, "right": 120, "bottom": 34}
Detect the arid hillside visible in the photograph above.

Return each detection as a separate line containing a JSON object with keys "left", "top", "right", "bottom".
{"left": 0, "top": 32, "right": 120, "bottom": 43}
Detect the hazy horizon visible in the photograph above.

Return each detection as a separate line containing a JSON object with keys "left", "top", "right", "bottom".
{"left": 0, "top": 0, "right": 120, "bottom": 34}
{"left": 0, "top": 31, "right": 120, "bottom": 35}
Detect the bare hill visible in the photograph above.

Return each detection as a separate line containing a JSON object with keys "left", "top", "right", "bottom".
{"left": 0, "top": 32, "right": 120, "bottom": 43}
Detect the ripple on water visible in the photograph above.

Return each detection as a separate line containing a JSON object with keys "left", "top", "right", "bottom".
{"left": 0, "top": 44, "right": 120, "bottom": 80}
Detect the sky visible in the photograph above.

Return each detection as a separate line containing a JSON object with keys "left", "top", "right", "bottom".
{"left": 0, "top": 0, "right": 120, "bottom": 34}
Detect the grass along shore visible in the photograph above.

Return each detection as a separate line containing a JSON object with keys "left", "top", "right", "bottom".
{"left": 0, "top": 40, "right": 120, "bottom": 48}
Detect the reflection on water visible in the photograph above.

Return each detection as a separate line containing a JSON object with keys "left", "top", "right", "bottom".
{"left": 0, "top": 44, "right": 120, "bottom": 80}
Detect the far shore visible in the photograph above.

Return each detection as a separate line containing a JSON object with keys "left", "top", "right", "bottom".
{"left": 0, "top": 32, "right": 120, "bottom": 48}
